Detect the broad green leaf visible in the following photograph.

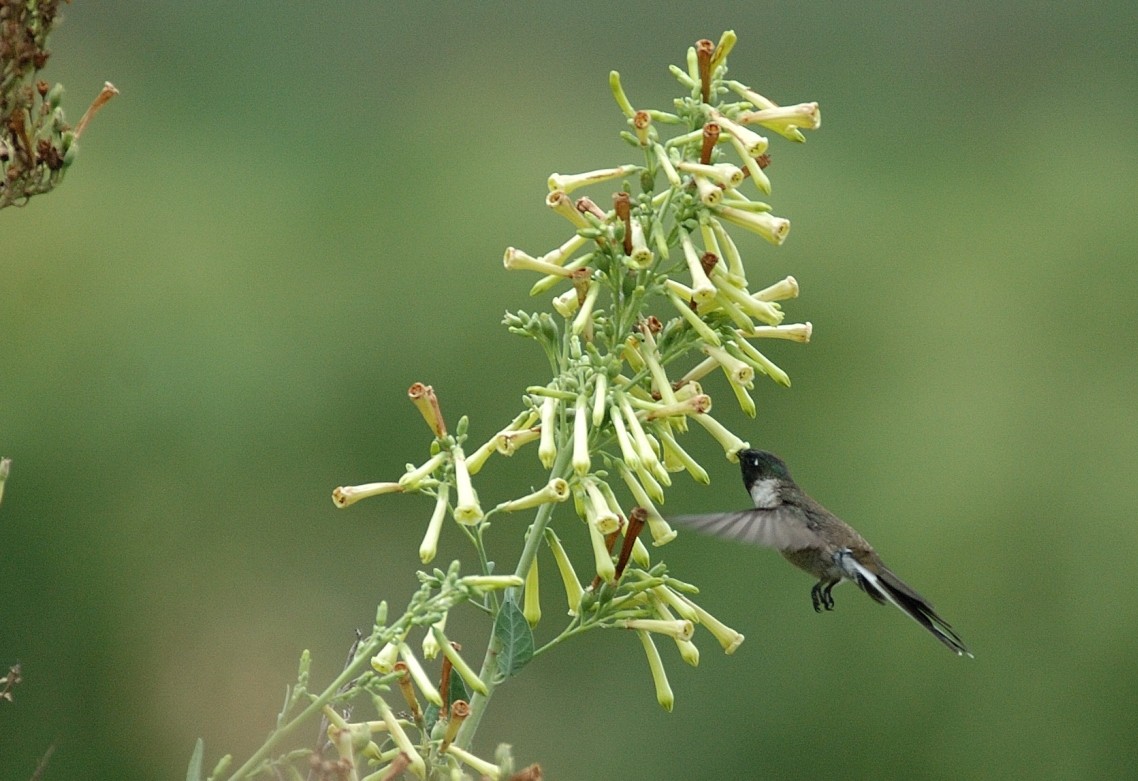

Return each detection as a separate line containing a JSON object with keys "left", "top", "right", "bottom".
{"left": 493, "top": 597, "right": 535, "bottom": 679}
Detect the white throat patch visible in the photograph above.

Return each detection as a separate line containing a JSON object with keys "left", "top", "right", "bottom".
{"left": 749, "top": 478, "right": 782, "bottom": 509}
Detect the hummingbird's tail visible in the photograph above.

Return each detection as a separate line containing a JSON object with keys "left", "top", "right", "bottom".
{"left": 846, "top": 557, "right": 972, "bottom": 657}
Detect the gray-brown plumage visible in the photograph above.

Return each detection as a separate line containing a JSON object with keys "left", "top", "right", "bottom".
{"left": 671, "top": 449, "right": 971, "bottom": 657}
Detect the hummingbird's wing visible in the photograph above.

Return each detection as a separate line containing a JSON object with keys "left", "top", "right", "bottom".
{"left": 669, "top": 507, "right": 823, "bottom": 551}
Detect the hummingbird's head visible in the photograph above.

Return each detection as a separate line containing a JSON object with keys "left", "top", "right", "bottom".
{"left": 738, "top": 449, "right": 792, "bottom": 485}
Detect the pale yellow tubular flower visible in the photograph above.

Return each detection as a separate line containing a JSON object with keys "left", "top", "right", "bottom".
{"left": 631, "top": 536, "right": 652, "bottom": 568}
{"left": 460, "top": 575, "right": 525, "bottom": 591}
{"left": 617, "top": 462, "right": 676, "bottom": 546}
{"left": 552, "top": 288, "right": 580, "bottom": 318}
{"left": 609, "top": 402, "right": 641, "bottom": 471}
{"left": 529, "top": 252, "right": 594, "bottom": 296}
{"left": 665, "top": 289, "right": 722, "bottom": 347}
{"left": 495, "top": 426, "right": 541, "bottom": 455}
{"left": 609, "top": 69, "right": 636, "bottom": 118}
{"left": 680, "top": 228, "right": 716, "bottom": 304}
{"left": 691, "top": 412, "right": 749, "bottom": 461}
{"left": 639, "top": 323, "right": 678, "bottom": 407}
{"left": 572, "top": 394, "right": 591, "bottom": 476}
{"left": 734, "top": 335, "right": 792, "bottom": 387}
{"left": 709, "top": 30, "right": 737, "bottom": 73}
{"left": 397, "top": 643, "right": 443, "bottom": 706}
{"left": 693, "top": 174, "right": 722, "bottom": 207}
{"left": 540, "top": 232, "right": 589, "bottom": 266}
{"left": 697, "top": 218, "right": 727, "bottom": 277}
{"left": 753, "top": 275, "right": 799, "bottom": 302}
{"left": 548, "top": 164, "right": 639, "bottom": 194}
{"left": 545, "top": 527, "right": 583, "bottom": 615}
{"left": 679, "top": 355, "right": 718, "bottom": 385}
{"left": 728, "top": 374, "right": 757, "bottom": 417}
{"left": 747, "top": 322, "right": 813, "bottom": 343}
{"left": 628, "top": 218, "right": 654, "bottom": 269}
{"left": 717, "top": 203, "right": 788, "bottom": 245}
{"left": 371, "top": 640, "right": 400, "bottom": 674}
{"left": 583, "top": 478, "right": 621, "bottom": 535}
{"left": 538, "top": 395, "right": 558, "bottom": 468}
{"left": 622, "top": 618, "right": 694, "bottom": 641}
{"left": 523, "top": 557, "right": 541, "bottom": 627}
{"left": 545, "top": 189, "right": 591, "bottom": 228}
{"left": 432, "top": 627, "right": 489, "bottom": 695}
{"left": 709, "top": 216, "right": 746, "bottom": 281}
{"left": 637, "top": 630, "right": 674, "bottom": 712}
{"left": 650, "top": 585, "right": 700, "bottom": 622}
{"left": 503, "top": 246, "right": 576, "bottom": 277}
{"left": 652, "top": 143, "right": 682, "bottom": 187}
{"left": 638, "top": 393, "right": 712, "bottom": 420}
{"left": 377, "top": 697, "right": 426, "bottom": 778}
{"left": 635, "top": 459, "right": 667, "bottom": 503}
{"left": 398, "top": 450, "right": 448, "bottom": 489}
{"left": 679, "top": 594, "right": 745, "bottom": 654}
{"left": 728, "top": 134, "right": 772, "bottom": 194}
{"left": 618, "top": 393, "right": 664, "bottom": 476}
{"left": 702, "top": 342, "right": 755, "bottom": 386}
{"left": 494, "top": 478, "right": 570, "bottom": 513}
{"left": 332, "top": 481, "right": 403, "bottom": 508}
{"left": 446, "top": 745, "right": 500, "bottom": 781}
{"left": 591, "top": 373, "right": 608, "bottom": 427}
{"left": 421, "top": 613, "right": 446, "bottom": 660}
{"left": 738, "top": 102, "right": 821, "bottom": 142}
{"left": 655, "top": 424, "right": 711, "bottom": 484}
{"left": 710, "top": 288, "right": 758, "bottom": 330}
{"left": 451, "top": 446, "right": 483, "bottom": 524}
{"left": 419, "top": 482, "right": 450, "bottom": 564}
{"left": 571, "top": 278, "right": 601, "bottom": 336}
{"left": 587, "top": 511, "right": 617, "bottom": 582}
{"left": 710, "top": 110, "right": 768, "bottom": 157}
{"left": 710, "top": 271, "right": 784, "bottom": 325}
{"left": 676, "top": 160, "right": 744, "bottom": 188}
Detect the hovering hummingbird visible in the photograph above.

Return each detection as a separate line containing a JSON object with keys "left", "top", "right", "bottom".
{"left": 672, "top": 449, "right": 971, "bottom": 657}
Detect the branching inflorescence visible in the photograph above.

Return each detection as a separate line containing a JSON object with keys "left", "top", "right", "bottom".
{"left": 206, "top": 31, "right": 821, "bottom": 781}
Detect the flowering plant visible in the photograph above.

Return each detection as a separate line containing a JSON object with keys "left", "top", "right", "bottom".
{"left": 197, "top": 31, "right": 820, "bottom": 781}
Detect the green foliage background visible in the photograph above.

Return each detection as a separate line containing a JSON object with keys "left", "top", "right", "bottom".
{"left": 2, "top": 3, "right": 1136, "bottom": 778}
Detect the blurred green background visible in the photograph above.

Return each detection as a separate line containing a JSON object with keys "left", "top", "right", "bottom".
{"left": 3, "top": 2, "right": 1137, "bottom": 778}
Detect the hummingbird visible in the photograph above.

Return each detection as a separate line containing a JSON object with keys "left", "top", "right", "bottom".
{"left": 671, "top": 449, "right": 971, "bottom": 657}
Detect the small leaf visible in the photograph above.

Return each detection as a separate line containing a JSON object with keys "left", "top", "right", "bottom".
{"left": 493, "top": 597, "right": 535, "bottom": 679}
{"left": 448, "top": 667, "right": 469, "bottom": 707}
{"left": 186, "top": 739, "right": 204, "bottom": 781}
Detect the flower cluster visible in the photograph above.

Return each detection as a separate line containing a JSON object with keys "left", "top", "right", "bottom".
{"left": 319, "top": 30, "right": 820, "bottom": 778}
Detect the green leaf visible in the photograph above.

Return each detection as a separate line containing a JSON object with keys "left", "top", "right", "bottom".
{"left": 424, "top": 666, "right": 471, "bottom": 727}
{"left": 186, "top": 738, "right": 204, "bottom": 781}
{"left": 493, "top": 597, "right": 535, "bottom": 679}
{"left": 448, "top": 666, "right": 469, "bottom": 707}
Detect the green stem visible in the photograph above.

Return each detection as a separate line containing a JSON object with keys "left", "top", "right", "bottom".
{"left": 453, "top": 443, "right": 574, "bottom": 751}
{"left": 225, "top": 633, "right": 387, "bottom": 780}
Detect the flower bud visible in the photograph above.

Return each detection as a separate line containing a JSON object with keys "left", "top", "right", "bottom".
{"left": 545, "top": 528, "right": 583, "bottom": 615}
{"left": 637, "top": 630, "right": 674, "bottom": 712}
{"left": 523, "top": 558, "right": 541, "bottom": 627}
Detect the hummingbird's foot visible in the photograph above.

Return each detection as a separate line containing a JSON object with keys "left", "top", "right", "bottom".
{"left": 810, "top": 580, "right": 836, "bottom": 612}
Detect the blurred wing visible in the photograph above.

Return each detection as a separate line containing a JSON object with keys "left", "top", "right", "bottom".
{"left": 669, "top": 507, "right": 822, "bottom": 551}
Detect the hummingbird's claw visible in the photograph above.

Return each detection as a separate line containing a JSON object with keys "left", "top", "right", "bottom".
{"left": 811, "top": 580, "right": 837, "bottom": 612}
